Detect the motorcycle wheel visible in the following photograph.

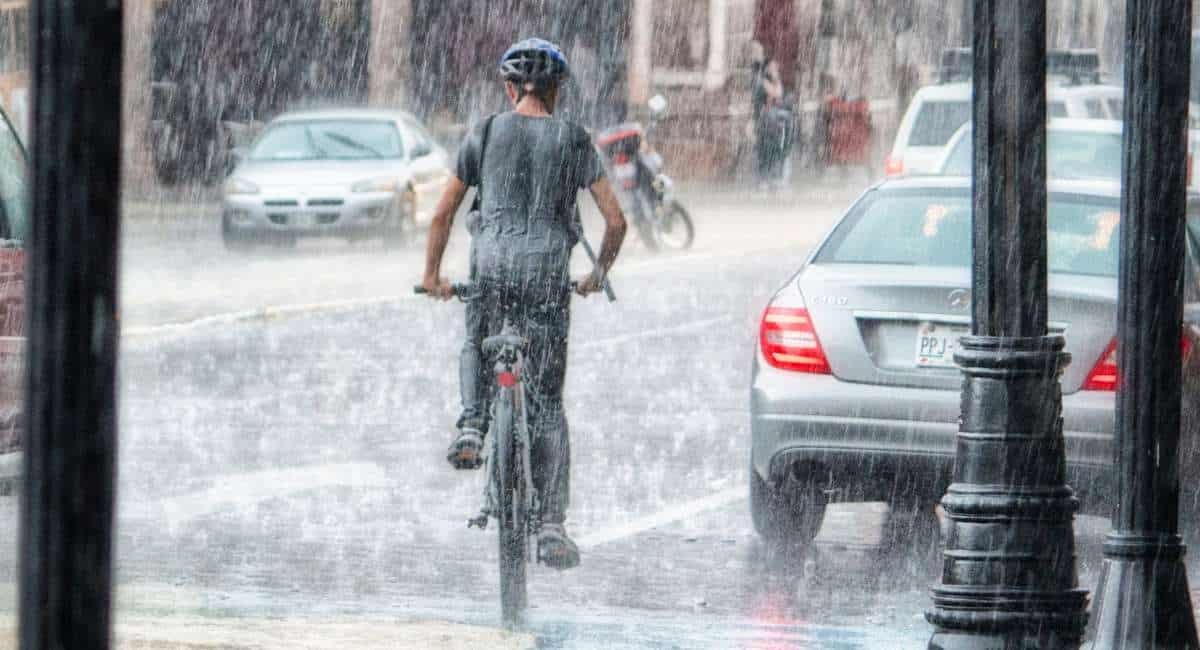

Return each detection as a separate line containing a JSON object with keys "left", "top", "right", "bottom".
{"left": 633, "top": 192, "right": 660, "bottom": 252}
{"left": 655, "top": 201, "right": 695, "bottom": 250}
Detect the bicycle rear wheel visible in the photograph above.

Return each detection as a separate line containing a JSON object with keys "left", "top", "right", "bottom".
{"left": 493, "top": 387, "right": 528, "bottom": 623}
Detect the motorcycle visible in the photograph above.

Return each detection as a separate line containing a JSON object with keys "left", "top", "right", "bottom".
{"left": 594, "top": 95, "right": 695, "bottom": 251}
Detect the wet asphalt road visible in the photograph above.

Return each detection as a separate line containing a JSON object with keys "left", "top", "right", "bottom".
{"left": 0, "top": 182, "right": 1165, "bottom": 648}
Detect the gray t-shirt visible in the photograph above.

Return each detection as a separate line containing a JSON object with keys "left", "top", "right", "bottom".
{"left": 456, "top": 112, "right": 603, "bottom": 288}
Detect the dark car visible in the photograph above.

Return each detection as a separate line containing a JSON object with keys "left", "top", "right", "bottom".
{"left": 0, "top": 104, "right": 27, "bottom": 490}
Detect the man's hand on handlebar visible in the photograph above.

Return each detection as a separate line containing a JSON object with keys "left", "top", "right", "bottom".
{"left": 573, "top": 271, "right": 604, "bottom": 297}
{"left": 420, "top": 275, "right": 455, "bottom": 301}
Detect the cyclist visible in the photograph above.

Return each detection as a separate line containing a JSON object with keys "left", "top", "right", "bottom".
{"left": 420, "top": 38, "right": 627, "bottom": 569}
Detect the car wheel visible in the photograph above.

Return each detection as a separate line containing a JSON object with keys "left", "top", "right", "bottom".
{"left": 221, "top": 215, "right": 254, "bottom": 252}
{"left": 750, "top": 463, "right": 826, "bottom": 546}
{"left": 382, "top": 186, "right": 417, "bottom": 249}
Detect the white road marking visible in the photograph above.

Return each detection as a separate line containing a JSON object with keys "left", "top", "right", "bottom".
{"left": 124, "top": 462, "right": 388, "bottom": 526}
{"left": 575, "top": 316, "right": 734, "bottom": 350}
{"left": 123, "top": 295, "right": 409, "bottom": 339}
{"left": 574, "top": 487, "right": 745, "bottom": 550}
{"left": 121, "top": 244, "right": 763, "bottom": 339}
{"left": 126, "top": 460, "right": 747, "bottom": 551}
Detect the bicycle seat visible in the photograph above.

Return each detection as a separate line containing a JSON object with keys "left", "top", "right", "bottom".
{"left": 482, "top": 333, "right": 526, "bottom": 355}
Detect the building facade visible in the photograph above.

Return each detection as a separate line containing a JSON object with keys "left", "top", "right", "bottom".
{"left": 0, "top": 0, "right": 1175, "bottom": 185}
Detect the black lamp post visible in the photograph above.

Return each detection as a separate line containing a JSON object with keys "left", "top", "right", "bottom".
{"left": 1089, "top": 0, "right": 1199, "bottom": 647}
{"left": 19, "top": 1, "right": 123, "bottom": 649}
{"left": 927, "top": 1, "right": 1089, "bottom": 647}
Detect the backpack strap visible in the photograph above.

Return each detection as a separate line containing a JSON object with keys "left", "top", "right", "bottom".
{"left": 470, "top": 114, "right": 497, "bottom": 213}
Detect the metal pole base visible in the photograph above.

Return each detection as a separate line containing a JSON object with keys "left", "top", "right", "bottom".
{"left": 931, "top": 628, "right": 1085, "bottom": 650}
{"left": 928, "top": 336, "right": 1088, "bottom": 648}
{"left": 1090, "top": 534, "right": 1199, "bottom": 649}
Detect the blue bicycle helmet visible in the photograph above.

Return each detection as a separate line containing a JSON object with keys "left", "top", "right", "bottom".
{"left": 499, "top": 38, "right": 570, "bottom": 83}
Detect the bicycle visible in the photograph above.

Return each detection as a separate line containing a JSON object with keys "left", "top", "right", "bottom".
{"left": 415, "top": 280, "right": 605, "bottom": 623}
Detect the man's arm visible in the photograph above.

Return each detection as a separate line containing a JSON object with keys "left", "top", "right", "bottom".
{"left": 576, "top": 177, "right": 627, "bottom": 295}
{"left": 421, "top": 176, "right": 470, "bottom": 300}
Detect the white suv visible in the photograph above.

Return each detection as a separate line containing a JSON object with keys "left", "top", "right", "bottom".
{"left": 887, "top": 49, "right": 1123, "bottom": 177}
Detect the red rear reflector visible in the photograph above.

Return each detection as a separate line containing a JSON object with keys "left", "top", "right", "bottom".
{"left": 884, "top": 155, "right": 904, "bottom": 177}
{"left": 497, "top": 371, "right": 518, "bottom": 388}
{"left": 1083, "top": 338, "right": 1119, "bottom": 391}
{"left": 760, "top": 306, "right": 831, "bottom": 374}
{"left": 1083, "top": 336, "right": 1194, "bottom": 391}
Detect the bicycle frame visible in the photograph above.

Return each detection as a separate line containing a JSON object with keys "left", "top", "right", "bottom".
{"left": 468, "top": 318, "right": 540, "bottom": 623}
{"left": 476, "top": 320, "right": 540, "bottom": 535}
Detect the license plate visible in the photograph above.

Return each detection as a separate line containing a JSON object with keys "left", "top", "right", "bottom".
{"left": 291, "top": 212, "right": 315, "bottom": 227}
{"left": 914, "top": 322, "right": 969, "bottom": 368}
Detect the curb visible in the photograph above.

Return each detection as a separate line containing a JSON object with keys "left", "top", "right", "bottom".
{"left": 0, "top": 618, "right": 537, "bottom": 650}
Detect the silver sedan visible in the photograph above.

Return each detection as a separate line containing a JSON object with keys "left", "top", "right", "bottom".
{"left": 750, "top": 176, "right": 1200, "bottom": 544}
{"left": 222, "top": 108, "right": 451, "bottom": 249}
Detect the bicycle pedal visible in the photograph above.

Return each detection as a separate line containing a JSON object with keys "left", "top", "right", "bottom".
{"left": 467, "top": 514, "right": 489, "bottom": 529}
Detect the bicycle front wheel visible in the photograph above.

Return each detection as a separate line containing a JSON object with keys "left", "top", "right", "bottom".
{"left": 492, "top": 387, "right": 527, "bottom": 624}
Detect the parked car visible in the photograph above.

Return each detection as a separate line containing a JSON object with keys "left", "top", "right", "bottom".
{"left": 937, "top": 118, "right": 1200, "bottom": 191}
{"left": 0, "top": 105, "right": 26, "bottom": 492}
{"left": 886, "top": 49, "right": 1123, "bottom": 176}
{"left": 222, "top": 108, "right": 451, "bottom": 249}
{"left": 937, "top": 118, "right": 1123, "bottom": 179}
{"left": 749, "top": 176, "right": 1200, "bottom": 545}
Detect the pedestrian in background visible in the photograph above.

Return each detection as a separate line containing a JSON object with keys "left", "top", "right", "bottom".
{"left": 750, "top": 42, "right": 789, "bottom": 191}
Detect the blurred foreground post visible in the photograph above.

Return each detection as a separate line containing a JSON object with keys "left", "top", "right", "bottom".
{"left": 20, "top": 1, "right": 122, "bottom": 649}
{"left": 1089, "top": 0, "right": 1199, "bottom": 647}
{"left": 927, "top": 1, "right": 1088, "bottom": 648}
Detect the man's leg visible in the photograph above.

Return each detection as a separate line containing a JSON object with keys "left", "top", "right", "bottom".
{"left": 522, "top": 299, "right": 578, "bottom": 568}
{"left": 532, "top": 403, "right": 570, "bottom": 525}
{"left": 447, "top": 271, "right": 490, "bottom": 469}
{"left": 456, "top": 293, "right": 487, "bottom": 433}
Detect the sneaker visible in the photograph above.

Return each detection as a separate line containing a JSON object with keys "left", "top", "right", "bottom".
{"left": 537, "top": 523, "right": 580, "bottom": 570}
{"left": 446, "top": 428, "right": 484, "bottom": 470}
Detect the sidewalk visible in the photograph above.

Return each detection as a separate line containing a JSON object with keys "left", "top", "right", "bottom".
{"left": 0, "top": 617, "right": 534, "bottom": 650}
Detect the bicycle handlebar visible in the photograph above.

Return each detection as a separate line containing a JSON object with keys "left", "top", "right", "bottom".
{"left": 413, "top": 283, "right": 474, "bottom": 298}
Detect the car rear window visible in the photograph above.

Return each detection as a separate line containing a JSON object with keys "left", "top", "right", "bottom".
{"left": 908, "top": 101, "right": 972, "bottom": 147}
{"left": 817, "top": 189, "right": 1121, "bottom": 277}
{"left": 940, "top": 130, "right": 1122, "bottom": 180}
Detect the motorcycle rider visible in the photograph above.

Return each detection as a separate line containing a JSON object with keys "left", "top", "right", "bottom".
{"left": 420, "top": 38, "right": 627, "bottom": 569}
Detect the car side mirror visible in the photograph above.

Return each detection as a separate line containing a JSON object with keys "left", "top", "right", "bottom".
{"left": 230, "top": 146, "right": 249, "bottom": 165}
{"left": 226, "top": 146, "right": 248, "bottom": 175}
{"left": 411, "top": 143, "right": 432, "bottom": 159}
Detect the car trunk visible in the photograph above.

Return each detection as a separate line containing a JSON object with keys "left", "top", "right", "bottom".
{"left": 798, "top": 264, "right": 1117, "bottom": 393}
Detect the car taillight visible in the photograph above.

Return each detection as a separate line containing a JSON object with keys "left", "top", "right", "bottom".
{"left": 1082, "top": 336, "right": 1194, "bottom": 391}
{"left": 884, "top": 155, "right": 904, "bottom": 176}
{"left": 1082, "top": 338, "right": 1119, "bottom": 391}
{"left": 760, "top": 306, "right": 831, "bottom": 374}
